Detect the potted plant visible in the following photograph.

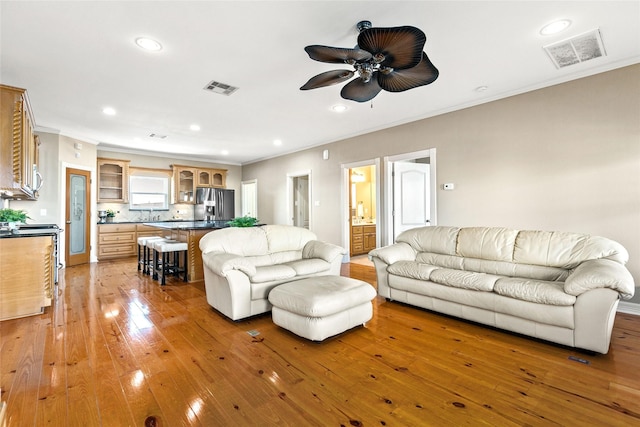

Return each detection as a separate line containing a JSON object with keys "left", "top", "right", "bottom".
{"left": 105, "top": 209, "right": 116, "bottom": 223}
{"left": 0, "top": 208, "right": 30, "bottom": 228}
{"left": 227, "top": 216, "right": 259, "bottom": 227}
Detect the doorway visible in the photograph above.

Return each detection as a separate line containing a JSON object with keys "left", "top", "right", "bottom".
{"left": 342, "top": 159, "right": 380, "bottom": 259}
{"left": 287, "top": 171, "right": 311, "bottom": 229}
{"left": 65, "top": 168, "right": 91, "bottom": 266}
{"left": 385, "top": 148, "right": 437, "bottom": 245}
{"left": 241, "top": 179, "right": 258, "bottom": 218}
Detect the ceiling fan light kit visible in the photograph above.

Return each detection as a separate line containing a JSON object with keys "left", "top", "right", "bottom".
{"left": 301, "top": 20, "right": 439, "bottom": 102}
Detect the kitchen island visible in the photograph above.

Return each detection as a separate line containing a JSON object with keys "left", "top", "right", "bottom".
{"left": 143, "top": 221, "right": 230, "bottom": 282}
{"left": 0, "top": 229, "right": 57, "bottom": 320}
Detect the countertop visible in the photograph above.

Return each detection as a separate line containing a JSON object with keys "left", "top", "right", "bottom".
{"left": 0, "top": 228, "right": 59, "bottom": 238}
{"left": 142, "top": 220, "right": 232, "bottom": 230}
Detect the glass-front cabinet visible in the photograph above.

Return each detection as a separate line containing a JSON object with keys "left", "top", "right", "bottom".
{"left": 196, "top": 168, "right": 227, "bottom": 188}
{"left": 97, "top": 158, "right": 130, "bottom": 203}
{"left": 172, "top": 165, "right": 196, "bottom": 204}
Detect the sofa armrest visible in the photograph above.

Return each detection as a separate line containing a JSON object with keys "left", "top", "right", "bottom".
{"left": 201, "top": 252, "right": 256, "bottom": 277}
{"left": 302, "top": 240, "right": 346, "bottom": 263}
{"left": 565, "top": 259, "right": 635, "bottom": 300}
{"left": 368, "top": 242, "right": 416, "bottom": 265}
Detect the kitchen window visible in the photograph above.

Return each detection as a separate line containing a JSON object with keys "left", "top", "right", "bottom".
{"left": 129, "top": 168, "right": 171, "bottom": 211}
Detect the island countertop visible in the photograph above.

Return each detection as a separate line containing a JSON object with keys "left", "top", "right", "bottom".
{"left": 142, "top": 220, "right": 231, "bottom": 230}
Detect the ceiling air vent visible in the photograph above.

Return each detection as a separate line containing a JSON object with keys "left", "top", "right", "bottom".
{"left": 544, "top": 29, "right": 606, "bottom": 69}
{"left": 204, "top": 80, "right": 239, "bottom": 96}
{"left": 149, "top": 133, "right": 167, "bottom": 139}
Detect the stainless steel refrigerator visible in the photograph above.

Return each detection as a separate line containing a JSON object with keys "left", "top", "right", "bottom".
{"left": 195, "top": 188, "right": 235, "bottom": 221}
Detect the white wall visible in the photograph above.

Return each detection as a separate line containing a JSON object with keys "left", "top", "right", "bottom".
{"left": 242, "top": 64, "right": 640, "bottom": 305}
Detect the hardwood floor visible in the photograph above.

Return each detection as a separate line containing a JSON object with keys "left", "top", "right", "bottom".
{"left": 1, "top": 258, "right": 639, "bottom": 426}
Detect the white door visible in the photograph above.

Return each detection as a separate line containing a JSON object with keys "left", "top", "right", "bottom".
{"left": 393, "top": 162, "right": 430, "bottom": 240}
{"left": 241, "top": 179, "right": 257, "bottom": 218}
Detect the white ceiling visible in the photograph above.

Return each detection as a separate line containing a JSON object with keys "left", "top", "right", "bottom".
{"left": 2, "top": 1, "right": 639, "bottom": 165}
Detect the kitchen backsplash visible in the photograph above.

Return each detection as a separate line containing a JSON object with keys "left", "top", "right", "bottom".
{"left": 96, "top": 203, "right": 195, "bottom": 222}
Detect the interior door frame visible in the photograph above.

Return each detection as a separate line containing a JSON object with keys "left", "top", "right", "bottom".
{"left": 286, "top": 169, "right": 312, "bottom": 229}
{"left": 65, "top": 167, "right": 92, "bottom": 266}
{"left": 341, "top": 158, "right": 380, "bottom": 259}
{"left": 60, "top": 162, "right": 97, "bottom": 266}
{"left": 383, "top": 148, "right": 437, "bottom": 246}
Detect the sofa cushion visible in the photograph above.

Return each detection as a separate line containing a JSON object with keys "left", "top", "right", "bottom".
{"left": 457, "top": 227, "right": 519, "bottom": 262}
{"left": 264, "top": 224, "right": 317, "bottom": 253}
{"left": 199, "top": 226, "right": 268, "bottom": 256}
{"left": 514, "top": 230, "right": 629, "bottom": 269}
{"left": 270, "top": 250, "right": 302, "bottom": 265}
{"left": 249, "top": 265, "right": 296, "bottom": 283}
{"left": 396, "top": 226, "right": 460, "bottom": 255}
{"left": 494, "top": 278, "right": 576, "bottom": 306}
{"left": 416, "top": 252, "right": 465, "bottom": 269}
{"left": 429, "top": 269, "right": 500, "bottom": 292}
{"left": 416, "top": 252, "right": 570, "bottom": 281}
{"left": 387, "top": 261, "right": 440, "bottom": 281}
{"left": 284, "top": 258, "right": 332, "bottom": 276}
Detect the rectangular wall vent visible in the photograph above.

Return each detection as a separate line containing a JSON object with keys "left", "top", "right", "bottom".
{"left": 544, "top": 29, "right": 606, "bottom": 69}
{"left": 149, "top": 133, "right": 167, "bottom": 139}
{"left": 204, "top": 80, "right": 239, "bottom": 96}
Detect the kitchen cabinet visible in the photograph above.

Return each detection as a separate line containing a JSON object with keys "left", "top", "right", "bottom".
{"left": 0, "top": 235, "right": 54, "bottom": 321}
{"left": 97, "top": 158, "right": 130, "bottom": 203}
{"left": 196, "top": 168, "right": 227, "bottom": 188}
{"left": 98, "top": 223, "right": 136, "bottom": 260}
{"left": 171, "top": 165, "right": 196, "bottom": 204}
{"left": 0, "top": 84, "right": 42, "bottom": 200}
{"left": 98, "top": 224, "right": 166, "bottom": 261}
{"left": 351, "top": 224, "right": 376, "bottom": 255}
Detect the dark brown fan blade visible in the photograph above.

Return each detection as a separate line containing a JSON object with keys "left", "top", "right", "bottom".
{"left": 340, "top": 78, "right": 382, "bottom": 103}
{"left": 377, "top": 52, "right": 439, "bottom": 93}
{"left": 304, "top": 45, "right": 372, "bottom": 64}
{"left": 300, "top": 70, "right": 355, "bottom": 90}
{"left": 357, "top": 26, "right": 426, "bottom": 70}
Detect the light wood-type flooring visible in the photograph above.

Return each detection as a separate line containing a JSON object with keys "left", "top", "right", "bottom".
{"left": 1, "top": 258, "right": 639, "bottom": 426}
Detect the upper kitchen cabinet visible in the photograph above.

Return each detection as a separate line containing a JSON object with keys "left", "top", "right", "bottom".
{"left": 97, "top": 158, "right": 130, "bottom": 203}
{"left": 196, "top": 168, "right": 227, "bottom": 188}
{"left": 0, "top": 84, "right": 42, "bottom": 200}
{"left": 171, "top": 165, "right": 196, "bottom": 204}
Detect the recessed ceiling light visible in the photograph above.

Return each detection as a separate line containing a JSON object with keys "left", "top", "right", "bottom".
{"left": 332, "top": 104, "right": 348, "bottom": 113}
{"left": 273, "top": 139, "right": 282, "bottom": 146}
{"left": 102, "top": 107, "right": 116, "bottom": 116}
{"left": 190, "top": 124, "right": 201, "bottom": 131}
{"left": 540, "top": 19, "right": 571, "bottom": 36}
{"left": 220, "top": 150, "right": 229, "bottom": 156}
{"left": 135, "top": 37, "right": 162, "bottom": 51}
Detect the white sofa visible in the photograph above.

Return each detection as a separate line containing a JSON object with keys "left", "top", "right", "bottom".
{"left": 369, "top": 226, "right": 635, "bottom": 354}
{"left": 200, "top": 225, "right": 346, "bottom": 320}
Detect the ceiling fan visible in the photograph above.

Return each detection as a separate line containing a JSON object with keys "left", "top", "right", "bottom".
{"left": 300, "top": 20, "right": 439, "bottom": 103}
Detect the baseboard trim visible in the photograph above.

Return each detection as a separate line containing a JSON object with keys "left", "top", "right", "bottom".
{"left": 618, "top": 301, "right": 640, "bottom": 316}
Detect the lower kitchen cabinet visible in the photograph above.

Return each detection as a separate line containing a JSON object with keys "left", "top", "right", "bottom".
{"left": 98, "top": 224, "right": 136, "bottom": 260}
{"left": 0, "top": 235, "right": 54, "bottom": 321}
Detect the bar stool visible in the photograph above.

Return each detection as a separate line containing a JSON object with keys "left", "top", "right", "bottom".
{"left": 152, "top": 240, "right": 188, "bottom": 286}
{"left": 137, "top": 236, "right": 165, "bottom": 274}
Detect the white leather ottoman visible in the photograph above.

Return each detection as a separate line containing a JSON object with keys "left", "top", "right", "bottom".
{"left": 268, "top": 276, "right": 376, "bottom": 341}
